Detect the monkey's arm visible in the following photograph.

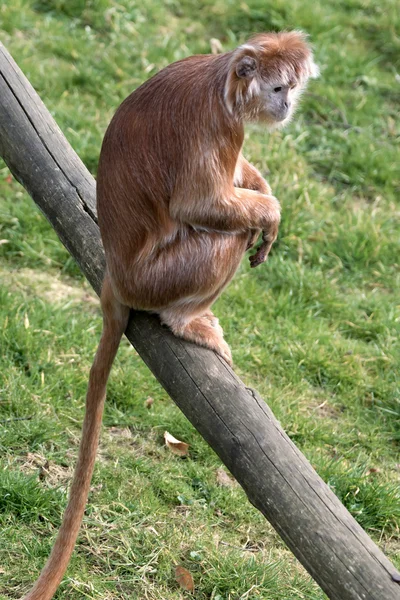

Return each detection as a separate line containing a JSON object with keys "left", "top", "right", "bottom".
{"left": 237, "top": 158, "right": 278, "bottom": 265}
{"left": 238, "top": 158, "right": 268, "bottom": 250}
{"left": 170, "top": 184, "right": 280, "bottom": 234}
{"left": 239, "top": 158, "right": 272, "bottom": 195}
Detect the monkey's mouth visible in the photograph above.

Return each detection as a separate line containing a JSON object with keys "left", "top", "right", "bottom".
{"left": 274, "top": 106, "right": 291, "bottom": 121}
{"left": 261, "top": 109, "right": 290, "bottom": 126}
{"left": 274, "top": 113, "right": 289, "bottom": 122}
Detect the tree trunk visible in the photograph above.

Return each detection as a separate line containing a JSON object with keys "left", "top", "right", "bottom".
{"left": 0, "top": 42, "right": 399, "bottom": 600}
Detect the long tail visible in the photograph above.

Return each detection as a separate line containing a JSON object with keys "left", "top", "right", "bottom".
{"left": 23, "top": 275, "right": 130, "bottom": 600}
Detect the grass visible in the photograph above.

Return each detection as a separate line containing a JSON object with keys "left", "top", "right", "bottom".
{"left": 0, "top": 0, "right": 399, "bottom": 598}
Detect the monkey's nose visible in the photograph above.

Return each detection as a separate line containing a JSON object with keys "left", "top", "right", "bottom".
{"left": 284, "top": 101, "right": 289, "bottom": 109}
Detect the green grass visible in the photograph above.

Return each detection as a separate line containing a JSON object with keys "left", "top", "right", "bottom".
{"left": 0, "top": 0, "right": 399, "bottom": 598}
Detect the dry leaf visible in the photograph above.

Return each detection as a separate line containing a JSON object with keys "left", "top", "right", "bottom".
{"left": 164, "top": 431, "right": 189, "bottom": 457}
{"left": 175, "top": 565, "right": 194, "bottom": 592}
{"left": 366, "top": 467, "right": 381, "bottom": 476}
{"left": 216, "top": 467, "right": 237, "bottom": 488}
{"left": 145, "top": 396, "right": 154, "bottom": 409}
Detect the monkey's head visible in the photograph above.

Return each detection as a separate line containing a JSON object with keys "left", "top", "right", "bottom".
{"left": 225, "top": 31, "right": 318, "bottom": 127}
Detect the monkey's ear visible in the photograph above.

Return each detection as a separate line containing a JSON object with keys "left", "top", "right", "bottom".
{"left": 236, "top": 55, "right": 257, "bottom": 79}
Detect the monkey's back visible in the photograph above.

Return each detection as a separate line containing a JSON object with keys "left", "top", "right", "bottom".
{"left": 97, "top": 53, "right": 232, "bottom": 268}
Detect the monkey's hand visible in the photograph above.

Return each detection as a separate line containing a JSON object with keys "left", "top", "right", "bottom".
{"left": 248, "top": 194, "right": 280, "bottom": 266}
{"left": 246, "top": 228, "right": 261, "bottom": 250}
{"left": 249, "top": 229, "right": 276, "bottom": 268}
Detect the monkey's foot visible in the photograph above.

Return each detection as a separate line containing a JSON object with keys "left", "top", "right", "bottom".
{"left": 161, "top": 311, "right": 232, "bottom": 366}
{"left": 183, "top": 315, "right": 232, "bottom": 365}
{"left": 186, "top": 313, "right": 232, "bottom": 366}
{"left": 202, "top": 310, "right": 222, "bottom": 332}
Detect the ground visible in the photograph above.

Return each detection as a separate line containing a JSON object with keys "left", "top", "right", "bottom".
{"left": 0, "top": 0, "right": 399, "bottom": 598}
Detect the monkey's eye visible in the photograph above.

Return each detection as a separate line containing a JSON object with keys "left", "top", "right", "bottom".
{"left": 273, "top": 86, "right": 282, "bottom": 92}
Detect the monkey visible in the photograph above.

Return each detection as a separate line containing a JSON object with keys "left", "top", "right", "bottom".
{"left": 21, "top": 31, "right": 317, "bottom": 599}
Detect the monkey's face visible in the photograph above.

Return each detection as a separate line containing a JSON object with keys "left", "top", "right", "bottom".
{"left": 229, "top": 32, "right": 318, "bottom": 126}
{"left": 258, "top": 80, "right": 302, "bottom": 125}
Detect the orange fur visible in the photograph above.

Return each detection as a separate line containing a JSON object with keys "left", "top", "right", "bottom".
{"left": 21, "top": 31, "right": 317, "bottom": 600}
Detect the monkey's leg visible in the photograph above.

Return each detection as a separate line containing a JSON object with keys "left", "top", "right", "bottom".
{"left": 114, "top": 231, "right": 248, "bottom": 365}
{"left": 23, "top": 274, "right": 130, "bottom": 600}
{"left": 160, "top": 306, "right": 232, "bottom": 366}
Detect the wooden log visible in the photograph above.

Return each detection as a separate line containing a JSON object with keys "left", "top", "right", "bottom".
{"left": 0, "top": 42, "right": 399, "bottom": 600}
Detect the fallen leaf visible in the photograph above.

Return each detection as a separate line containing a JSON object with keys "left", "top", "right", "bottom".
{"left": 216, "top": 467, "right": 237, "bottom": 488}
{"left": 366, "top": 467, "right": 381, "bottom": 476}
{"left": 164, "top": 431, "right": 189, "bottom": 457}
{"left": 175, "top": 565, "right": 194, "bottom": 592}
{"left": 145, "top": 396, "right": 154, "bottom": 409}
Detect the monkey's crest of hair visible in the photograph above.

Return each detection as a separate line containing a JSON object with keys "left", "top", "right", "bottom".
{"left": 225, "top": 30, "right": 319, "bottom": 116}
